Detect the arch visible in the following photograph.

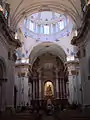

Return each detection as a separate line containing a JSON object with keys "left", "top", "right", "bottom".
{"left": 29, "top": 42, "right": 66, "bottom": 65}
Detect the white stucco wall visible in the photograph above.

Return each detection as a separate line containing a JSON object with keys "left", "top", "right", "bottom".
{"left": 67, "top": 62, "right": 81, "bottom": 105}
{"left": 23, "top": 77, "right": 28, "bottom": 105}
{"left": 15, "top": 76, "right": 29, "bottom": 106}
{"left": 68, "top": 74, "right": 81, "bottom": 104}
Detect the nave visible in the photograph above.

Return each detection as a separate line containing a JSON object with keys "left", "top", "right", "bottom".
{"left": 1, "top": 0, "right": 90, "bottom": 119}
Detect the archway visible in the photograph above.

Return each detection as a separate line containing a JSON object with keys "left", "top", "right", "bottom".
{"left": 29, "top": 42, "right": 66, "bottom": 65}
{"left": 30, "top": 51, "right": 68, "bottom": 106}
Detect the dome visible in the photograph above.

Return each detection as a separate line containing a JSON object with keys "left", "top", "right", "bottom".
{"left": 23, "top": 11, "right": 73, "bottom": 42}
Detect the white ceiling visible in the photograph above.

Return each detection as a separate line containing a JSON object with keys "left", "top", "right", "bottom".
{"left": 7, "top": 0, "right": 82, "bottom": 30}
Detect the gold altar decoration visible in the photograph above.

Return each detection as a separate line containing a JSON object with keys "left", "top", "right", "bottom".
{"left": 44, "top": 81, "right": 54, "bottom": 96}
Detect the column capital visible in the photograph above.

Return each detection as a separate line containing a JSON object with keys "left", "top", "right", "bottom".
{"left": 65, "top": 60, "right": 79, "bottom": 76}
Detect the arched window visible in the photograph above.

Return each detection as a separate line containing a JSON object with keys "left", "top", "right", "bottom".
{"left": 29, "top": 21, "right": 34, "bottom": 32}
{"left": 59, "top": 20, "right": 64, "bottom": 30}
{"left": 44, "top": 25, "right": 49, "bottom": 34}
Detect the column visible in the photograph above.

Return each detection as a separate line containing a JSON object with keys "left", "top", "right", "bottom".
{"left": 36, "top": 79, "right": 39, "bottom": 100}
{"left": 60, "top": 78, "right": 62, "bottom": 99}
{"left": 37, "top": 80, "right": 39, "bottom": 100}
{"left": 66, "top": 61, "right": 79, "bottom": 104}
{"left": 35, "top": 79, "right": 36, "bottom": 100}
{"left": 28, "top": 82, "right": 32, "bottom": 105}
{"left": 23, "top": 76, "right": 28, "bottom": 105}
{"left": 39, "top": 79, "right": 41, "bottom": 100}
{"left": 33, "top": 80, "right": 35, "bottom": 100}
{"left": 38, "top": 70, "right": 42, "bottom": 100}
{"left": 56, "top": 79, "right": 59, "bottom": 98}
{"left": 58, "top": 78, "right": 60, "bottom": 98}
{"left": 58, "top": 78, "right": 60, "bottom": 99}
{"left": 21, "top": 77, "right": 24, "bottom": 105}
{"left": 30, "top": 83, "right": 32, "bottom": 100}
{"left": 32, "top": 82, "right": 33, "bottom": 100}
{"left": 19, "top": 76, "right": 22, "bottom": 105}
{"left": 63, "top": 79, "right": 65, "bottom": 99}
{"left": 61, "top": 79, "right": 63, "bottom": 99}
{"left": 35, "top": 78, "right": 38, "bottom": 100}
{"left": 64, "top": 80, "right": 67, "bottom": 99}
{"left": 66, "top": 82, "right": 69, "bottom": 99}
{"left": 56, "top": 70, "right": 59, "bottom": 99}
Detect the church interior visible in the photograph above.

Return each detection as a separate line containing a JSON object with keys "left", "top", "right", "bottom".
{"left": 0, "top": 0, "right": 90, "bottom": 119}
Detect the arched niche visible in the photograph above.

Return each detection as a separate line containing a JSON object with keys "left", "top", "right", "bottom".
{"left": 44, "top": 81, "right": 54, "bottom": 97}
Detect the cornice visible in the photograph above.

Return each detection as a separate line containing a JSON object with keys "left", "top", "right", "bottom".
{"left": 0, "top": 11, "right": 21, "bottom": 48}
{"left": 71, "top": 4, "right": 90, "bottom": 46}
{"left": 65, "top": 60, "right": 79, "bottom": 66}
{"left": 15, "top": 62, "right": 31, "bottom": 68}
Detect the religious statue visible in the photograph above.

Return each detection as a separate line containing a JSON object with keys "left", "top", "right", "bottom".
{"left": 46, "top": 85, "right": 52, "bottom": 96}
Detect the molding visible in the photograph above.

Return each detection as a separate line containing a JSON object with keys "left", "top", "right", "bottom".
{"left": 11, "top": 0, "right": 24, "bottom": 20}
{"left": 68, "top": 0, "right": 82, "bottom": 19}
{"left": 65, "top": 60, "right": 79, "bottom": 66}
{"left": 15, "top": 62, "right": 31, "bottom": 68}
